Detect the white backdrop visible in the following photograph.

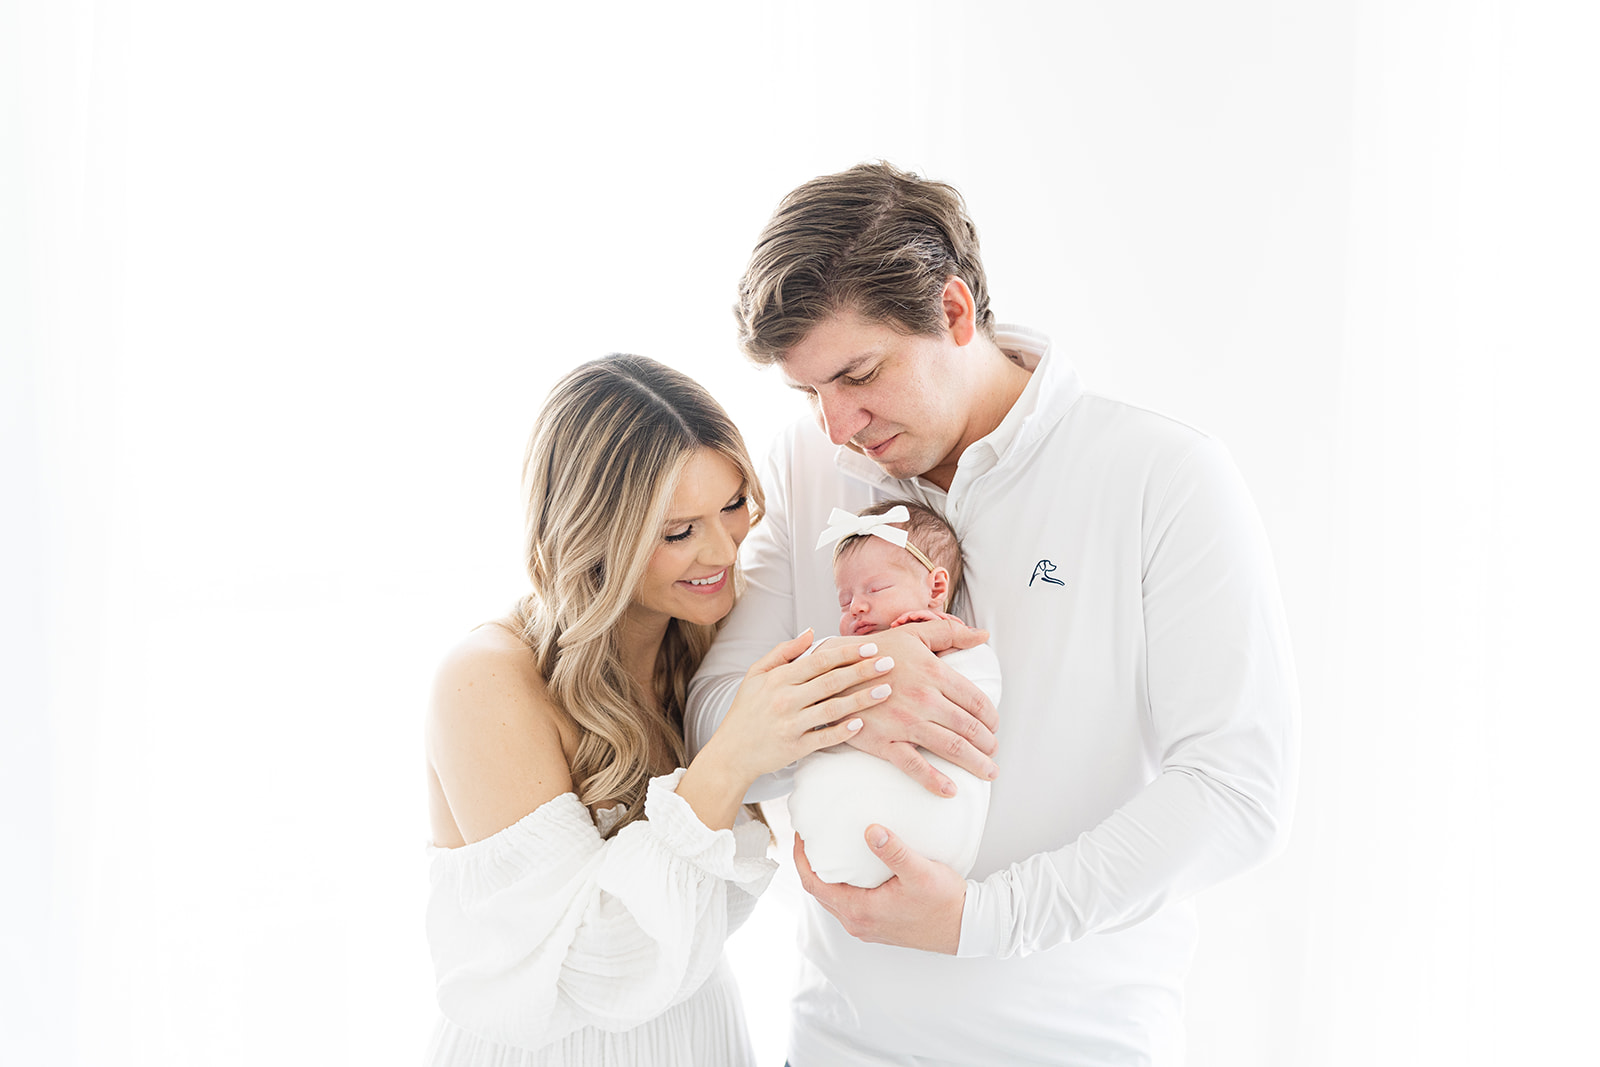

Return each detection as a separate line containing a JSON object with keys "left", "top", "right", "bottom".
{"left": 5, "top": 1, "right": 1597, "bottom": 1064}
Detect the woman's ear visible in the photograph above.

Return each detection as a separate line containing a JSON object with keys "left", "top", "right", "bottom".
{"left": 928, "top": 567, "right": 951, "bottom": 610}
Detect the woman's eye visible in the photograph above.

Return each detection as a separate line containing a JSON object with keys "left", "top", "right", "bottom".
{"left": 723, "top": 495, "right": 748, "bottom": 513}
{"left": 665, "top": 526, "right": 693, "bottom": 543}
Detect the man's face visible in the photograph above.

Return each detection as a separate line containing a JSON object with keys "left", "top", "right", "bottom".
{"left": 779, "top": 308, "right": 973, "bottom": 486}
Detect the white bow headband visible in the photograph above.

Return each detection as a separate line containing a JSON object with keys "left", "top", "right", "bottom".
{"left": 815, "top": 505, "right": 937, "bottom": 573}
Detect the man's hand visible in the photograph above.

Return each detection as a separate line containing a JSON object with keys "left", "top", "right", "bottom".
{"left": 794, "top": 828, "right": 967, "bottom": 955}
{"left": 845, "top": 621, "right": 998, "bottom": 795}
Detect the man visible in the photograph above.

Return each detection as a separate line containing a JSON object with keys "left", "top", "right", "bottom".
{"left": 687, "top": 162, "right": 1299, "bottom": 1066}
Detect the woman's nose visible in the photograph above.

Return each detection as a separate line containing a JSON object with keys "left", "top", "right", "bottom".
{"left": 703, "top": 521, "right": 737, "bottom": 566}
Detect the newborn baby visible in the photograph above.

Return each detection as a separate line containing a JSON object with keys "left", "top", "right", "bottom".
{"left": 788, "top": 501, "right": 1002, "bottom": 888}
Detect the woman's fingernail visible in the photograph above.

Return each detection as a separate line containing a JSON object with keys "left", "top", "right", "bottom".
{"left": 870, "top": 684, "right": 891, "bottom": 699}
{"left": 874, "top": 656, "right": 894, "bottom": 672}
{"left": 846, "top": 718, "right": 863, "bottom": 731}
{"left": 858, "top": 643, "right": 877, "bottom": 656}
{"left": 869, "top": 827, "right": 888, "bottom": 848}
{"left": 941, "top": 781, "right": 957, "bottom": 797}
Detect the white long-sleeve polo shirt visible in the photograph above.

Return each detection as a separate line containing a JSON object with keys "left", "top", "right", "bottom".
{"left": 687, "top": 325, "right": 1300, "bottom": 1067}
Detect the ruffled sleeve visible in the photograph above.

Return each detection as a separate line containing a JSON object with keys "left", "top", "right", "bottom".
{"left": 426, "top": 769, "right": 776, "bottom": 1051}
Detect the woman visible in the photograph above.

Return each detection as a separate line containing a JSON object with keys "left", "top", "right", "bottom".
{"left": 423, "top": 354, "right": 894, "bottom": 1066}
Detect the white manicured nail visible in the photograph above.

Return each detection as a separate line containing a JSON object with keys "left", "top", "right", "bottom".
{"left": 870, "top": 684, "right": 891, "bottom": 699}
{"left": 858, "top": 643, "right": 877, "bottom": 656}
{"left": 846, "top": 718, "right": 863, "bottom": 731}
{"left": 874, "top": 656, "right": 894, "bottom": 672}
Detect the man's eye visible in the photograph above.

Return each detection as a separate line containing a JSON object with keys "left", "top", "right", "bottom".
{"left": 665, "top": 526, "right": 693, "bottom": 543}
{"left": 844, "top": 369, "right": 879, "bottom": 387}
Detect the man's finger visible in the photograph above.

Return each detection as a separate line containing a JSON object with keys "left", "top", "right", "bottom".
{"left": 930, "top": 658, "right": 999, "bottom": 737}
{"left": 864, "top": 824, "right": 926, "bottom": 877}
{"left": 792, "top": 833, "right": 818, "bottom": 888}
{"left": 915, "top": 697, "right": 998, "bottom": 761}
{"left": 794, "top": 835, "right": 856, "bottom": 913}
{"left": 878, "top": 739, "right": 956, "bottom": 797}
{"left": 908, "top": 723, "right": 999, "bottom": 782}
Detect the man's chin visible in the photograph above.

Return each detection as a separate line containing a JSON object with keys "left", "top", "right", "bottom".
{"left": 877, "top": 459, "right": 933, "bottom": 482}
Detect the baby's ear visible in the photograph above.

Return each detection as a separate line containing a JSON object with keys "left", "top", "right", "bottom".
{"left": 928, "top": 567, "right": 951, "bottom": 609}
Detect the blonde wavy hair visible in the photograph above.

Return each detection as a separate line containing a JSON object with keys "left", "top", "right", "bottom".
{"left": 506, "top": 354, "right": 765, "bottom": 836}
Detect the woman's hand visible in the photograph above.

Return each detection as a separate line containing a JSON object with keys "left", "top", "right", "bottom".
{"left": 678, "top": 630, "right": 895, "bottom": 829}
{"left": 710, "top": 629, "right": 899, "bottom": 780}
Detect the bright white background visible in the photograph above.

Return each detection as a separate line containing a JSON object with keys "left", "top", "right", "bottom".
{"left": 5, "top": 1, "right": 1597, "bottom": 1064}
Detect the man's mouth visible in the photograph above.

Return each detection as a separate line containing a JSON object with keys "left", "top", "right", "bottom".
{"left": 861, "top": 434, "right": 899, "bottom": 458}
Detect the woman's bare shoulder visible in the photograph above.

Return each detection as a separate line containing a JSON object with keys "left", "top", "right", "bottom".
{"left": 434, "top": 621, "right": 543, "bottom": 690}
{"left": 427, "top": 621, "right": 579, "bottom": 843}
{"left": 429, "top": 622, "right": 566, "bottom": 737}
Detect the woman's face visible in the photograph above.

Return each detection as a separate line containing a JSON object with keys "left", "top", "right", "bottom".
{"left": 629, "top": 448, "right": 752, "bottom": 630}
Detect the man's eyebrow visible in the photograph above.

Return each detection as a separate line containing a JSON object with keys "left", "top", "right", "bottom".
{"left": 783, "top": 354, "right": 876, "bottom": 390}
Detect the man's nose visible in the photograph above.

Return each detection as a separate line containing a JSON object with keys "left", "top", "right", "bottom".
{"left": 818, "top": 392, "right": 868, "bottom": 447}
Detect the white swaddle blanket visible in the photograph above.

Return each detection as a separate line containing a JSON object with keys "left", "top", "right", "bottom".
{"left": 788, "top": 641, "right": 1003, "bottom": 888}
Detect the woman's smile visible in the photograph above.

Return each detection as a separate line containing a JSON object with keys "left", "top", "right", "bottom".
{"left": 680, "top": 569, "right": 729, "bottom": 593}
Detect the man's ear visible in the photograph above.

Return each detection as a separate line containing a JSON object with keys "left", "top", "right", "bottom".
{"left": 928, "top": 566, "right": 951, "bottom": 609}
{"left": 941, "top": 277, "right": 978, "bottom": 346}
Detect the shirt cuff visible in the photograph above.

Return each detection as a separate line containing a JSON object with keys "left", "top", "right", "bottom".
{"left": 957, "top": 875, "right": 1008, "bottom": 958}
{"left": 639, "top": 770, "right": 777, "bottom": 890}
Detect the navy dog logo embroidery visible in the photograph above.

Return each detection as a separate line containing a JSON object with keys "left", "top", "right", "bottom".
{"left": 1030, "top": 560, "right": 1064, "bottom": 587}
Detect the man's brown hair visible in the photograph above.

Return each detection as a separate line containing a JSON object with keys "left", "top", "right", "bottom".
{"left": 734, "top": 161, "right": 995, "bottom": 364}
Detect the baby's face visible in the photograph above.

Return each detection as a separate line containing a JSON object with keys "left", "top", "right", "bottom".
{"left": 834, "top": 538, "right": 938, "bottom": 636}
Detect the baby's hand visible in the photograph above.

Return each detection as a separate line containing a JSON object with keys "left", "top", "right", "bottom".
{"left": 888, "top": 609, "right": 964, "bottom": 628}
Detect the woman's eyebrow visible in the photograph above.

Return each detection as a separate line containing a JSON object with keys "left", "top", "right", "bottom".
{"left": 664, "top": 484, "right": 747, "bottom": 525}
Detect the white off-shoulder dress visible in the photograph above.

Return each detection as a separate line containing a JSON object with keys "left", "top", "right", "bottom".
{"left": 425, "top": 769, "right": 777, "bottom": 1067}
